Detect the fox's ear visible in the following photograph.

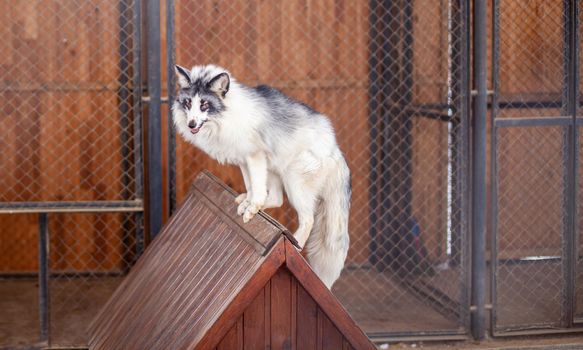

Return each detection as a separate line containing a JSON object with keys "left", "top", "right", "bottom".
{"left": 208, "top": 72, "right": 230, "bottom": 97}
{"left": 175, "top": 65, "right": 192, "bottom": 88}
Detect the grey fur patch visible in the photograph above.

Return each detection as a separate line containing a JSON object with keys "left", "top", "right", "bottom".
{"left": 175, "top": 65, "right": 192, "bottom": 86}
{"left": 252, "top": 85, "right": 317, "bottom": 133}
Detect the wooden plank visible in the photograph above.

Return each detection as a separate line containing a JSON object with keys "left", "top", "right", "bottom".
{"left": 0, "top": 1, "right": 13, "bottom": 66}
{"left": 320, "top": 311, "right": 343, "bottom": 350}
{"left": 169, "top": 228, "right": 260, "bottom": 339}
{"left": 280, "top": 0, "right": 307, "bottom": 80}
{"left": 193, "top": 172, "right": 283, "bottom": 254}
{"left": 342, "top": 338, "right": 355, "bottom": 350}
{"left": 296, "top": 284, "right": 318, "bottom": 350}
{"left": 284, "top": 240, "right": 376, "bottom": 350}
{"left": 216, "top": 322, "right": 238, "bottom": 350}
{"left": 243, "top": 286, "right": 266, "bottom": 350}
{"left": 90, "top": 196, "right": 202, "bottom": 344}
{"left": 496, "top": 125, "right": 564, "bottom": 254}
{"left": 499, "top": 0, "right": 563, "bottom": 97}
{"left": 90, "top": 197, "right": 209, "bottom": 348}
{"left": 290, "top": 275, "right": 297, "bottom": 350}
{"left": 412, "top": 0, "right": 447, "bottom": 105}
{"left": 0, "top": 214, "right": 38, "bottom": 272}
{"left": 264, "top": 281, "right": 271, "bottom": 349}
{"left": 270, "top": 268, "right": 292, "bottom": 350}
{"left": 149, "top": 226, "right": 254, "bottom": 349}
{"left": 411, "top": 117, "right": 448, "bottom": 261}
{"left": 216, "top": 317, "right": 242, "bottom": 350}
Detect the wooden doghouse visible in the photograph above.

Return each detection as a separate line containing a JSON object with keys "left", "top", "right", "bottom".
{"left": 88, "top": 171, "right": 375, "bottom": 350}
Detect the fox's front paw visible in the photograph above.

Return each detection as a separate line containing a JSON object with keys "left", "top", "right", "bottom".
{"left": 243, "top": 203, "right": 261, "bottom": 223}
{"left": 235, "top": 193, "right": 247, "bottom": 205}
{"left": 237, "top": 198, "right": 250, "bottom": 216}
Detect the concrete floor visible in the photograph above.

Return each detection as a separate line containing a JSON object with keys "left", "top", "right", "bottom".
{"left": 0, "top": 277, "right": 120, "bottom": 348}
{"left": 334, "top": 268, "right": 462, "bottom": 334}
{"left": 383, "top": 334, "right": 583, "bottom": 349}
{"left": 3, "top": 264, "right": 583, "bottom": 349}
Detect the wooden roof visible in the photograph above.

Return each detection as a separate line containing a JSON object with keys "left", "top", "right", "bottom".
{"left": 88, "top": 171, "right": 375, "bottom": 350}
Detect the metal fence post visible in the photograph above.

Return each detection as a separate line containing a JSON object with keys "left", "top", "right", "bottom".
{"left": 562, "top": 0, "right": 579, "bottom": 327}
{"left": 367, "top": 0, "right": 380, "bottom": 267}
{"left": 132, "top": 0, "right": 145, "bottom": 256}
{"left": 166, "top": 0, "right": 177, "bottom": 217}
{"left": 145, "top": 0, "right": 163, "bottom": 239}
{"left": 471, "top": 0, "right": 487, "bottom": 340}
{"left": 489, "top": 0, "right": 500, "bottom": 335}
{"left": 38, "top": 213, "right": 50, "bottom": 343}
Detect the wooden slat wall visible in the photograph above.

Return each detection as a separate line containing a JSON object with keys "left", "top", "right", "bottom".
{"left": 0, "top": 1, "right": 132, "bottom": 272}
{"left": 215, "top": 268, "right": 357, "bottom": 350}
{"left": 1, "top": 0, "right": 572, "bottom": 271}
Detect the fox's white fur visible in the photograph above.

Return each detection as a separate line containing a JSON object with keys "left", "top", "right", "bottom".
{"left": 172, "top": 64, "right": 351, "bottom": 288}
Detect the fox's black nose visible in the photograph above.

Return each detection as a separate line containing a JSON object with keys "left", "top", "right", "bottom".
{"left": 188, "top": 120, "right": 195, "bottom": 128}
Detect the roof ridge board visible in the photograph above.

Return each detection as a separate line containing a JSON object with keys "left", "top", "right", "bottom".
{"left": 194, "top": 171, "right": 298, "bottom": 253}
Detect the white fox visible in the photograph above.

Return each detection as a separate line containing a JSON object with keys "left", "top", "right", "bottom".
{"left": 172, "top": 64, "right": 351, "bottom": 288}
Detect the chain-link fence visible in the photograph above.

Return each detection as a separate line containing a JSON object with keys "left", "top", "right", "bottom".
{"left": 0, "top": 0, "right": 143, "bottom": 347}
{"left": 490, "top": 0, "right": 583, "bottom": 336}
{"left": 169, "top": 0, "right": 470, "bottom": 339}
{"left": 6, "top": 0, "right": 583, "bottom": 348}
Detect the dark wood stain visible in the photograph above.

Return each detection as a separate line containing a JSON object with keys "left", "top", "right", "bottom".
{"left": 270, "top": 268, "right": 292, "bottom": 350}
{"left": 321, "top": 310, "right": 344, "bottom": 350}
{"left": 243, "top": 286, "right": 265, "bottom": 350}
{"left": 297, "top": 284, "right": 318, "bottom": 350}
{"left": 213, "top": 264, "right": 375, "bottom": 350}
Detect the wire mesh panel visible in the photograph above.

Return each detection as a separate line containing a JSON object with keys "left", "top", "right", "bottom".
{"left": 0, "top": 0, "right": 142, "bottom": 347}
{"left": 496, "top": 0, "right": 565, "bottom": 118}
{"left": 0, "top": 0, "right": 139, "bottom": 203}
{"left": 170, "top": 0, "right": 469, "bottom": 338}
{"left": 577, "top": 126, "right": 583, "bottom": 321}
{"left": 493, "top": 126, "right": 566, "bottom": 330}
{"left": 491, "top": 0, "right": 583, "bottom": 336}
{"left": 575, "top": 0, "right": 583, "bottom": 324}
{"left": 574, "top": 1, "right": 583, "bottom": 325}
{"left": 48, "top": 213, "right": 138, "bottom": 345}
{"left": 0, "top": 215, "right": 40, "bottom": 347}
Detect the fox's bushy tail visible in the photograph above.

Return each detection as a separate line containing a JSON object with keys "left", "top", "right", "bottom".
{"left": 305, "top": 155, "right": 351, "bottom": 289}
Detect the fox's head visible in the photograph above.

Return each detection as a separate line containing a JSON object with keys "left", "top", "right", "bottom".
{"left": 172, "top": 64, "right": 230, "bottom": 135}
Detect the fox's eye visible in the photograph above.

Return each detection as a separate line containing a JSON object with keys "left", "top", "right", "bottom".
{"left": 200, "top": 100, "right": 209, "bottom": 112}
{"left": 181, "top": 98, "right": 191, "bottom": 109}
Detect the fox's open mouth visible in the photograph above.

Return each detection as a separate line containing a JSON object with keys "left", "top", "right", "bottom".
{"left": 189, "top": 121, "right": 206, "bottom": 134}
